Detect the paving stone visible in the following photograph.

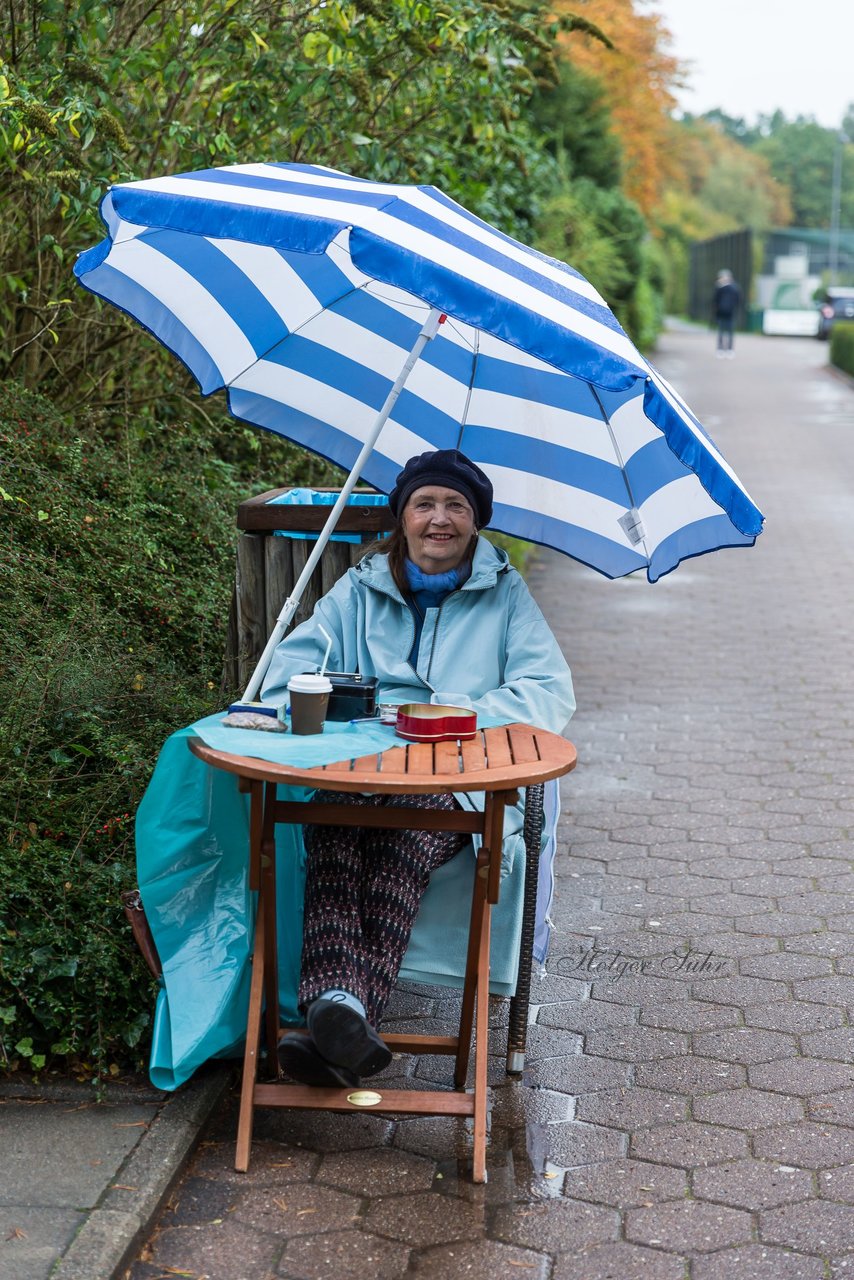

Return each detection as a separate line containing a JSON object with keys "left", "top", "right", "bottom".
{"left": 490, "top": 1082, "right": 575, "bottom": 1127}
{"left": 536, "top": 1001, "right": 638, "bottom": 1033}
{"left": 691, "top": 1244, "right": 825, "bottom": 1280}
{"left": 625, "top": 1198, "right": 753, "bottom": 1251}
{"left": 519, "top": 1024, "right": 584, "bottom": 1061}
{"left": 692, "top": 1086, "right": 804, "bottom": 1129}
{"left": 802, "top": 1027, "right": 854, "bottom": 1061}
{"left": 575, "top": 1086, "right": 687, "bottom": 1131}
{"left": 252, "top": 1108, "right": 393, "bottom": 1151}
{"left": 783, "top": 933, "right": 854, "bottom": 958}
{"left": 525, "top": 973, "right": 589, "bottom": 1004}
{"left": 732, "top": 913, "right": 826, "bottom": 937}
{"left": 761, "top": 1199, "right": 854, "bottom": 1252}
{"left": 793, "top": 976, "right": 854, "bottom": 1008}
{"left": 744, "top": 1001, "right": 845, "bottom": 1035}
{"left": 567, "top": 1158, "right": 687, "bottom": 1207}
{"left": 689, "top": 931, "right": 780, "bottom": 958}
{"left": 630, "top": 1120, "right": 748, "bottom": 1168}
{"left": 363, "top": 1191, "right": 485, "bottom": 1246}
{"left": 693, "top": 1158, "right": 814, "bottom": 1209}
{"left": 820, "top": 1167, "right": 854, "bottom": 1204}
{"left": 640, "top": 1001, "right": 740, "bottom": 1032}
{"left": 527, "top": 1055, "right": 632, "bottom": 1095}
{"left": 740, "top": 953, "right": 835, "bottom": 980}
{"left": 690, "top": 975, "right": 789, "bottom": 1005}
{"left": 315, "top": 1148, "right": 435, "bottom": 1196}
{"left": 731, "top": 875, "right": 815, "bottom": 897}
{"left": 189, "top": 1139, "right": 320, "bottom": 1186}
{"left": 807, "top": 1090, "right": 854, "bottom": 1125}
{"left": 161, "top": 1175, "right": 239, "bottom": 1226}
{"left": 754, "top": 1121, "right": 854, "bottom": 1169}
{"left": 488, "top": 1197, "right": 618, "bottom": 1251}
{"left": 392, "top": 1117, "right": 489, "bottom": 1166}
{"left": 531, "top": 1120, "right": 627, "bottom": 1167}
{"left": 749, "top": 1058, "right": 854, "bottom": 1096}
{"left": 691, "top": 857, "right": 774, "bottom": 879}
{"left": 147, "top": 1220, "right": 282, "bottom": 1279}
{"left": 412, "top": 1238, "right": 550, "bottom": 1279}
{"left": 277, "top": 1229, "right": 411, "bottom": 1280}
{"left": 635, "top": 1056, "right": 746, "bottom": 1094}
{"left": 552, "top": 1241, "right": 687, "bottom": 1280}
{"left": 584, "top": 1027, "right": 688, "bottom": 1061}
{"left": 585, "top": 975, "right": 695, "bottom": 1005}
{"left": 231, "top": 1182, "right": 363, "bottom": 1236}
{"left": 692, "top": 1027, "right": 797, "bottom": 1064}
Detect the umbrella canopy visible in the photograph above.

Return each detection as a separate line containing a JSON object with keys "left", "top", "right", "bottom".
{"left": 75, "top": 161, "right": 763, "bottom": 589}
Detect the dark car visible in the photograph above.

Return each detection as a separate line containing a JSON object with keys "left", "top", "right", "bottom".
{"left": 817, "top": 287, "right": 854, "bottom": 339}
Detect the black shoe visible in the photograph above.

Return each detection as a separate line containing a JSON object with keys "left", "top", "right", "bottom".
{"left": 277, "top": 1032, "right": 359, "bottom": 1088}
{"left": 306, "top": 999, "right": 392, "bottom": 1077}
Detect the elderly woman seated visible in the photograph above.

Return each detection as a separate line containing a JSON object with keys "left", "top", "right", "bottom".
{"left": 261, "top": 448, "right": 574, "bottom": 1087}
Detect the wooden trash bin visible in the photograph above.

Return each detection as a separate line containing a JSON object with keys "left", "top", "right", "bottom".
{"left": 224, "top": 487, "right": 395, "bottom": 691}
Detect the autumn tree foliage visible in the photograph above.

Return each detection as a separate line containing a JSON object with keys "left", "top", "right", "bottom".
{"left": 551, "top": 0, "right": 681, "bottom": 216}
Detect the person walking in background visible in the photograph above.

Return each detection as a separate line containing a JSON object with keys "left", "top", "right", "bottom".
{"left": 713, "top": 269, "right": 741, "bottom": 357}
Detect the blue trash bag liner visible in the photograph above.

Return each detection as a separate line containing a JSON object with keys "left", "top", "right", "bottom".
{"left": 267, "top": 488, "right": 390, "bottom": 544}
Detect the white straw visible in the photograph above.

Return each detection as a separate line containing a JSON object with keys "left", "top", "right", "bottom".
{"left": 318, "top": 625, "right": 333, "bottom": 677}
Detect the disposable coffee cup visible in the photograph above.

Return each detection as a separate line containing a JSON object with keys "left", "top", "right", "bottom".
{"left": 288, "top": 674, "right": 333, "bottom": 735}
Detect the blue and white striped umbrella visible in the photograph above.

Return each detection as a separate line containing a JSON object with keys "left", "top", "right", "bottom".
{"left": 75, "top": 161, "right": 763, "bottom": 586}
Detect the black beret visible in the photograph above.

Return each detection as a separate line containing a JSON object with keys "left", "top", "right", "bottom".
{"left": 388, "top": 449, "right": 493, "bottom": 528}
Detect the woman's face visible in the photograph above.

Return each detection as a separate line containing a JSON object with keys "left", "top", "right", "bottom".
{"left": 402, "top": 485, "right": 476, "bottom": 574}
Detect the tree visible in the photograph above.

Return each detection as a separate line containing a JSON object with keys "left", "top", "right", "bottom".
{"left": 529, "top": 59, "right": 623, "bottom": 190}
{"left": 551, "top": 0, "right": 682, "bottom": 216}
{"left": 753, "top": 116, "right": 854, "bottom": 229}
{"left": 0, "top": 0, "right": 570, "bottom": 412}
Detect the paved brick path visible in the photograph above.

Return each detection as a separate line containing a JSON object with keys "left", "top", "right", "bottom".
{"left": 127, "top": 331, "right": 854, "bottom": 1280}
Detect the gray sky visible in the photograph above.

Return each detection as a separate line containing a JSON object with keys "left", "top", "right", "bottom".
{"left": 648, "top": 0, "right": 853, "bottom": 129}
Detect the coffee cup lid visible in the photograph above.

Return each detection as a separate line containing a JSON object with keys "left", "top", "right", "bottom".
{"left": 287, "top": 673, "right": 333, "bottom": 693}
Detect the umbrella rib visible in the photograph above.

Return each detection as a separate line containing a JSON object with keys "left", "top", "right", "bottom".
{"left": 588, "top": 383, "right": 651, "bottom": 561}
{"left": 223, "top": 278, "right": 368, "bottom": 388}
{"left": 455, "top": 329, "right": 480, "bottom": 450}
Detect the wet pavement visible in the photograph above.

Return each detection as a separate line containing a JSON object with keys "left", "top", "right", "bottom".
{"left": 126, "top": 330, "right": 854, "bottom": 1279}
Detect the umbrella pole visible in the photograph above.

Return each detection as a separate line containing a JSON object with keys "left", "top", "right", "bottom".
{"left": 240, "top": 307, "right": 446, "bottom": 703}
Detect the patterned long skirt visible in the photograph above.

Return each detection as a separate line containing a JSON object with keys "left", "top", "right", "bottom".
{"left": 299, "top": 791, "right": 468, "bottom": 1027}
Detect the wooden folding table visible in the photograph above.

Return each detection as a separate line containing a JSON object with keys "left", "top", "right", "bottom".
{"left": 189, "top": 722, "right": 576, "bottom": 1182}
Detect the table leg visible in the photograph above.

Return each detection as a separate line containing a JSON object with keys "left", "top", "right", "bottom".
{"left": 454, "top": 850, "right": 487, "bottom": 1089}
{"left": 472, "top": 895, "right": 492, "bottom": 1184}
{"left": 261, "top": 783, "right": 280, "bottom": 1076}
{"left": 235, "top": 897, "right": 266, "bottom": 1173}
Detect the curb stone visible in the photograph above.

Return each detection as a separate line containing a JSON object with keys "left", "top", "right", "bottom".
{"left": 49, "top": 1065, "right": 232, "bottom": 1280}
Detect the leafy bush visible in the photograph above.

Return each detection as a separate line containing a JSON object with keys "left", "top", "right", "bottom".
{"left": 534, "top": 178, "right": 664, "bottom": 350}
{"left": 830, "top": 322, "right": 854, "bottom": 378}
{"left": 0, "top": 380, "right": 338, "bottom": 1078}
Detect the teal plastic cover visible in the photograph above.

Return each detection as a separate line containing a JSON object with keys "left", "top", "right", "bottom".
{"left": 136, "top": 718, "right": 526, "bottom": 1090}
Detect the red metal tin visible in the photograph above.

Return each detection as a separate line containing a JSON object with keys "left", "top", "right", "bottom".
{"left": 395, "top": 703, "right": 478, "bottom": 743}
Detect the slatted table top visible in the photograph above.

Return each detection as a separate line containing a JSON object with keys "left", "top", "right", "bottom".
{"left": 189, "top": 722, "right": 577, "bottom": 794}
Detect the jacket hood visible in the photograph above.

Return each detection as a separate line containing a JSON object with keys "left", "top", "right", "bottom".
{"left": 357, "top": 534, "right": 510, "bottom": 599}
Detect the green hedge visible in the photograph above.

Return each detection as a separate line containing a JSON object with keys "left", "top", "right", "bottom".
{"left": 0, "top": 382, "right": 337, "bottom": 1080}
{"left": 830, "top": 322, "right": 854, "bottom": 378}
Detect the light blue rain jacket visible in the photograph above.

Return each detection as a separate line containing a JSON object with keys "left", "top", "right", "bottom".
{"left": 139, "top": 538, "right": 574, "bottom": 1089}
{"left": 262, "top": 536, "right": 575, "bottom": 867}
